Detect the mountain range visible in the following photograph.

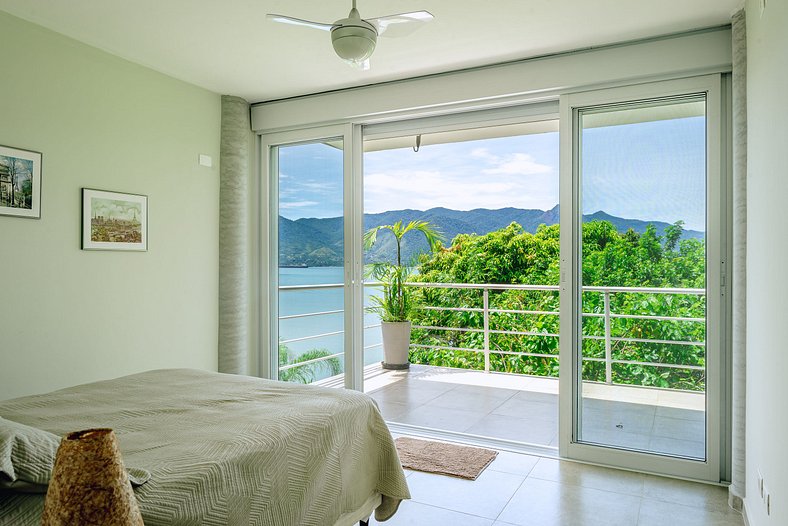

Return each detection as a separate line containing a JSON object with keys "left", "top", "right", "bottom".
{"left": 278, "top": 205, "right": 703, "bottom": 267}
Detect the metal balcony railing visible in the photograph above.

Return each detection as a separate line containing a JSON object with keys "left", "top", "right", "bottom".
{"left": 277, "top": 283, "right": 381, "bottom": 374}
{"left": 276, "top": 281, "right": 706, "bottom": 387}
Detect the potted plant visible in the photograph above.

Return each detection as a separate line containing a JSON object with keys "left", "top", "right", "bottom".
{"left": 364, "top": 220, "right": 442, "bottom": 369}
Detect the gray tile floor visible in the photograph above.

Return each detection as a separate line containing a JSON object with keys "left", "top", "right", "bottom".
{"left": 371, "top": 448, "right": 743, "bottom": 526}
{"left": 581, "top": 398, "right": 705, "bottom": 459}
{"left": 366, "top": 366, "right": 705, "bottom": 458}
{"left": 368, "top": 375, "right": 559, "bottom": 443}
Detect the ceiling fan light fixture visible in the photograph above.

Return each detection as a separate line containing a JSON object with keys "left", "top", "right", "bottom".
{"left": 268, "top": 1, "right": 434, "bottom": 71}
{"left": 331, "top": 20, "right": 377, "bottom": 63}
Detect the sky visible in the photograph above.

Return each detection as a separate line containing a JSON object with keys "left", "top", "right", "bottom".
{"left": 582, "top": 116, "right": 705, "bottom": 231}
{"left": 278, "top": 143, "right": 343, "bottom": 219}
{"left": 365, "top": 133, "right": 559, "bottom": 215}
{"left": 277, "top": 115, "right": 706, "bottom": 231}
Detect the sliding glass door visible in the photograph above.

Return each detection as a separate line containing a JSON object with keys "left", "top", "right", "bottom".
{"left": 560, "top": 76, "right": 725, "bottom": 481}
{"left": 258, "top": 77, "right": 728, "bottom": 480}
{"left": 263, "top": 125, "right": 364, "bottom": 388}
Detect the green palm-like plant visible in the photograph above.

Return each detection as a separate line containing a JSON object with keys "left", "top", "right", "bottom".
{"left": 278, "top": 343, "right": 342, "bottom": 384}
{"left": 364, "top": 220, "right": 443, "bottom": 322}
{"left": 367, "top": 264, "right": 417, "bottom": 322}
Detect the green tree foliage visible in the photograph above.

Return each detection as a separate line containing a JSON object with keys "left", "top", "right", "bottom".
{"left": 408, "top": 220, "right": 707, "bottom": 391}
{"left": 278, "top": 342, "right": 342, "bottom": 384}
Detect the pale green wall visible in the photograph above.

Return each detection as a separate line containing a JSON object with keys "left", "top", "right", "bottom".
{"left": 745, "top": 0, "right": 788, "bottom": 524}
{"left": 0, "top": 11, "right": 220, "bottom": 399}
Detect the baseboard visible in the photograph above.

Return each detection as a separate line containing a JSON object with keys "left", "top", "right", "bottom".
{"left": 729, "top": 492, "right": 743, "bottom": 512}
{"left": 741, "top": 500, "right": 751, "bottom": 526}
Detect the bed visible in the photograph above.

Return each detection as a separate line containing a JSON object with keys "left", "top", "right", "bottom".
{"left": 0, "top": 368, "right": 410, "bottom": 525}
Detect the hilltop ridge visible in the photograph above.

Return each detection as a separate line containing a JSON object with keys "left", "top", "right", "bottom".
{"left": 278, "top": 205, "right": 702, "bottom": 267}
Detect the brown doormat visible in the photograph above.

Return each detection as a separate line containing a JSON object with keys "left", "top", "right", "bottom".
{"left": 394, "top": 437, "right": 498, "bottom": 480}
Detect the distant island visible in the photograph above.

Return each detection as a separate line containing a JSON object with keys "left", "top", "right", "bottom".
{"left": 279, "top": 205, "right": 703, "bottom": 267}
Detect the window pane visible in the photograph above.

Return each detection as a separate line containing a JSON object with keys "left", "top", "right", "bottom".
{"left": 276, "top": 140, "right": 345, "bottom": 385}
{"left": 577, "top": 97, "right": 707, "bottom": 460}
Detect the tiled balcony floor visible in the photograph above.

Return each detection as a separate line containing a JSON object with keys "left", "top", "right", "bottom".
{"left": 363, "top": 364, "right": 706, "bottom": 459}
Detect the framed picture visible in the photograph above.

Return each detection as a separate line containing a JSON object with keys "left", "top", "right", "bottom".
{"left": 0, "top": 145, "right": 42, "bottom": 219}
{"left": 82, "top": 188, "right": 148, "bottom": 251}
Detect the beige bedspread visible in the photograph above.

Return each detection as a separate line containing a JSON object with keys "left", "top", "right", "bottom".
{"left": 0, "top": 369, "right": 410, "bottom": 525}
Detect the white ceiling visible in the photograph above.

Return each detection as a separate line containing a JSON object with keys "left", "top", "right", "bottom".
{"left": 0, "top": 0, "right": 741, "bottom": 103}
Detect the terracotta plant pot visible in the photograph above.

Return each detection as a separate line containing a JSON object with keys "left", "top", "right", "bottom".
{"left": 381, "top": 320, "right": 412, "bottom": 370}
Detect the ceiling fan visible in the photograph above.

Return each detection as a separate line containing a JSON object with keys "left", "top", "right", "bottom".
{"left": 267, "top": 0, "right": 434, "bottom": 70}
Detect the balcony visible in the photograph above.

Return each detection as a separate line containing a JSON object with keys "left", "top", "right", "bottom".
{"left": 283, "top": 282, "right": 707, "bottom": 459}
{"left": 362, "top": 363, "right": 703, "bottom": 458}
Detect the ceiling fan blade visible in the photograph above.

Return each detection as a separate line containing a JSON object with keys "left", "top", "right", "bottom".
{"left": 266, "top": 14, "right": 333, "bottom": 32}
{"left": 368, "top": 10, "right": 434, "bottom": 38}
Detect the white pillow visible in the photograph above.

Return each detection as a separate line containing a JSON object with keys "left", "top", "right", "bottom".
{"left": 0, "top": 418, "right": 151, "bottom": 493}
{"left": 0, "top": 416, "right": 59, "bottom": 492}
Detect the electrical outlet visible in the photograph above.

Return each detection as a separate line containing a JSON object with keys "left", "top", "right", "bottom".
{"left": 766, "top": 492, "right": 771, "bottom": 515}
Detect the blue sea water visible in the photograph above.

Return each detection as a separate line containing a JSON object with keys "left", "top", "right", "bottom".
{"left": 278, "top": 267, "right": 383, "bottom": 372}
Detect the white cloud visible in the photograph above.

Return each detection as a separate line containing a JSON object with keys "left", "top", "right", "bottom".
{"left": 298, "top": 181, "right": 338, "bottom": 190}
{"left": 280, "top": 200, "right": 320, "bottom": 209}
{"left": 364, "top": 167, "right": 557, "bottom": 213}
{"left": 362, "top": 137, "right": 559, "bottom": 214}
{"left": 482, "top": 153, "right": 552, "bottom": 176}
{"left": 354, "top": 132, "right": 562, "bottom": 216}
{"left": 470, "top": 148, "right": 493, "bottom": 159}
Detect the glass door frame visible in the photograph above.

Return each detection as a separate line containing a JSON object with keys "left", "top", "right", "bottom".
{"left": 558, "top": 74, "right": 728, "bottom": 482}
{"left": 260, "top": 123, "right": 365, "bottom": 390}
{"left": 257, "top": 75, "right": 731, "bottom": 478}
